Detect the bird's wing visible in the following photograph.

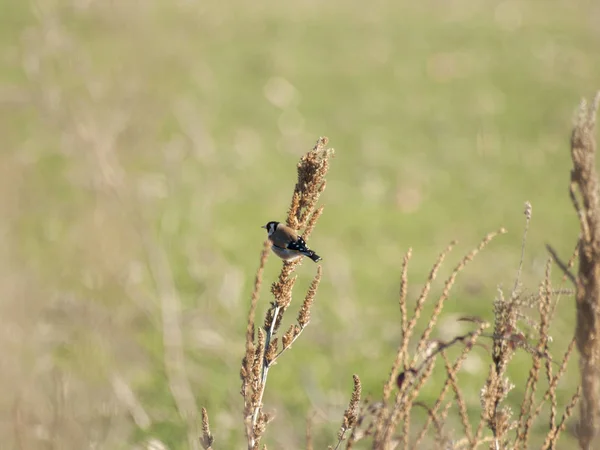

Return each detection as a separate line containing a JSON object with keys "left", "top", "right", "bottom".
{"left": 286, "top": 237, "right": 309, "bottom": 252}
{"left": 270, "top": 224, "right": 299, "bottom": 248}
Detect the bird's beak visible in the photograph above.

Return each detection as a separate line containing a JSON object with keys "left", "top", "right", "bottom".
{"left": 261, "top": 225, "right": 266, "bottom": 229}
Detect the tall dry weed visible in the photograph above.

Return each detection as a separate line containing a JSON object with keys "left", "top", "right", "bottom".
{"left": 236, "top": 137, "right": 333, "bottom": 450}
{"left": 334, "top": 202, "right": 578, "bottom": 450}
{"left": 567, "top": 92, "right": 600, "bottom": 449}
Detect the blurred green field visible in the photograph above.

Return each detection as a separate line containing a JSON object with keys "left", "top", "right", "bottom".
{"left": 1, "top": 0, "right": 599, "bottom": 448}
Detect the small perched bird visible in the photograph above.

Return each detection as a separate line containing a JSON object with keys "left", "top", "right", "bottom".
{"left": 262, "top": 221, "right": 322, "bottom": 262}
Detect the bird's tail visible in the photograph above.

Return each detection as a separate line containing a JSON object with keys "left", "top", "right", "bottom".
{"left": 306, "top": 251, "right": 322, "bottom": 263}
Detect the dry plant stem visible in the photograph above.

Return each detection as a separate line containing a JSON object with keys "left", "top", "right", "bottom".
{"left": 249, "top": 264, "right": 304, "bottom": 446}
{"left": 334, "top": 375, "right": 361, "bottom": 450}
{"left": 396, "top": 242, "right": 456, "bottom": 378}
{"left": 378, "top": 332, "right": 480, "bottom": 448}
{"left": 522, "top": 337, "right": 577, "bottom": 438}
{"left": 382, "top": 249, "right": 413, "bottom": 403}
{"left": 340, "top": 218, "right": 577, "bottom": 449}
{"left": 546, "top": 244, "right": 577, "bottom": 286}
{"left": 273, "top": 267, "right": 322, "bottom": 361}
{"left": 413, "top": 229, "right": 506, "bottom": 363}
{"left": 569, "top": 92, "right": 600, "bottom": 449}
{"left": 517, "top": 262, "right": 552, "bottom": 448}
{"left": 478, "top": 218, "right": 536, "bottom": 449}
{"left": 241, "top": 243, "right": 270, "bottom": 446}
{"left": 374, "top": 231, "right": 502, "bottom": 450}
{"left": 200, "top": 408, "right": 214, "bottom": 450}
{"left": 399, "top": 249, "right": 413, "bottom": 340}
{"left": 511, "top": 201, "right": 532, "bottom": 299}
{"left": 411, "top": 323, "right": 488, "bottom": 450}
{"left": 548, "top": 242, "right": 578, "bottom": 320}
{"left": 242, "top": 138, "right": 333, "bottom": 450}
{"left": 303, "top": 206, "right": 324, "bottom": 241}
{"left": 453, "top": 436, "right": 497, "bottom": 449}
{"left": 306, "top": 413, "right": 314, "bottom": 450}
{"left": 248, "top": 310, "right": 278, "bottom": 443}
{"left": 247, "top": 243, "right": 270, "bottom": 354}
{"left": 541, "top": 386, "right": 581, "bottom": 450}
{"left": 413, "top": 402, "right": 445, "bottom": 444}
{"left": 546, "top": 354, "right": 557, "bottom": 432}
{"left": 398, "top": 358, "right": 437, "bottom": 449}
{"left": 442, "top": 351, "right": 473, "bottom": 445}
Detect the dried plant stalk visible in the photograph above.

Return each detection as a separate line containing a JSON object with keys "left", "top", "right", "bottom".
{"left": 342, "top": 199, "right": 578, "bottom": 450}
{"left": 370, "top": 232, "right": 502, "bottom": 450}
{"left": 382, "top": 248, "right": 413, "bottom": 404}
{"left": 441, "top": 352, "right": 473, "bottom": 445}
{"left": 200, "top": 408, "right": 214, "bottom": 450}
{"left": 412, "top": 229, "right": 506, "bottom": 363}
{"left": 569, "top": 92, "right": 600, "bottom": 449}
{"left": 240, "top": 138, "right": 333, "bottom": 450}
{"left": 334, "top": 375, "right": 362, "bottom": 450}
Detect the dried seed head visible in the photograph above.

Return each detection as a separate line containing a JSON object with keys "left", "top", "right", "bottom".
{"left": 265, "top": 337, "right": 278, "bottom": 364}
{"left": 339, "top": 374, "right": 362, "bottom": 441}
{"left": 200, "top": 407, "right": 215, "bottom": 449}
{"left": 297, "top": 266, "right": 322, "bottom": 327}
{"left": 524, "top": 201, "right": 532, "bottom": 222}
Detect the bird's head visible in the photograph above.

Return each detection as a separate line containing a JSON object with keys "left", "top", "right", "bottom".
{"left": 261, "top": 221, "right": 279, "bottom": 236}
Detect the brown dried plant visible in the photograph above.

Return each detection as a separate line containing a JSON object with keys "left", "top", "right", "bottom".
{"left": 200, "top": 407, "right": 214, "bottom": 450}
{"left": 238, "top": 137, "right": 333, "bottom": 450}
{"left": 333, "top": 375, "right": 363, "bottom": 450}
{"left": 333, "top": 228, "right": 503, "bottom": 449}
{"left": 199, "top": 107, "right": 587, "bottom": 448}
{"left": 336, "top": 200, "right": 578, "bottom": 449}
{"left": 567, "top": 92, "right": 600, "bottom": 449}
{"left": 545, "top": 92, "right": 600, "bottom": 448}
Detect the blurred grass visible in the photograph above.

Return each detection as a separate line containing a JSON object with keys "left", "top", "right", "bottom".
{"left": 0, "top": 0, "right": 598, "bottom": 448}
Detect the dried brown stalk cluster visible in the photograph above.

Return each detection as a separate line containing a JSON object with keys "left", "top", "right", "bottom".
{"left": 200, "top": 93, "right": 599, "bottom": 449}
{"left": 237, "top": 137, "right": 333, "bottom": 450}
{"left": 334, "top": 203, "right": 579, "bottom": 449}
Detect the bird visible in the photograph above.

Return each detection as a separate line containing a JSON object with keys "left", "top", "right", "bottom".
{"left": 261, "top": 221, "right": 322, "bottom": 263}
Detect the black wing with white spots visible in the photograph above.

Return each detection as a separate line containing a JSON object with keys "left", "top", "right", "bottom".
{"left": 286, "top": 237, "right": 322, "bottom": 262}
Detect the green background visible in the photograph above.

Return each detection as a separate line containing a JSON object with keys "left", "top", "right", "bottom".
{"left": 1, "top": 0, "right": 597, "bottom": 448}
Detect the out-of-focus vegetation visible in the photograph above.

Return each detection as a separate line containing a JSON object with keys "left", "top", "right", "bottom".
{"left": 1, "top": 0, "right": 598, "bottom": 448}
